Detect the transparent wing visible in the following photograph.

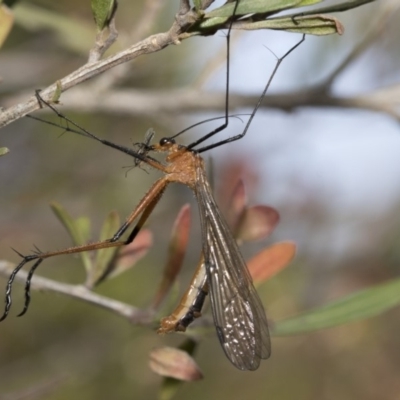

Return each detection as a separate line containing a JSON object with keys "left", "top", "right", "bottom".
{"left": 195, "top": 164, "right": 271, "bottom": 371}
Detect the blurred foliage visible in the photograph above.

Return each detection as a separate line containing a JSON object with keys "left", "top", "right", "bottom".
{"left": 0, "top": 146, "right": 9, "bottom": 156}
{"left": 0, "top": 4, "right": 14, "bottom": 48}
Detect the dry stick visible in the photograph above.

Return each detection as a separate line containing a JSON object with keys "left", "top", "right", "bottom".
{"left": 88, "top": 13, "right": 119, "bottom": 63}
{"left": 3, "top": 5, "right": 399, "bottom": 125}
{"left": 0, "top": 5, "right": 200, "bottom": 128}
{"left": 8, "top": 86, "right": 398, "bottom": 123}
{"left": 0, "top": 261, "right": 148, "bottom": 322}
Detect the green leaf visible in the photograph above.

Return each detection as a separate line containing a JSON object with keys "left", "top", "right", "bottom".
{"left": 187, "top": 0, "right": 375, "bottom": 37}
{"left": 85, "top": 210, "right": 120, "bottom": 286}
{"left": 206, "top": 0, "right": 302, "bottom": 18}
{"left": 296, "top": 0, "right": 322, "bottom": 6}
{"left": 51, "top": 81, "right": 62, "bottom": 103}
{"left": 290, "top": 0, "right": 377, "bottom": 16}
{"left": 0, "top": 147, "right": 9, "bottom": 156}
{"left": 198, "top": 0, "right": 301, "bottom": 30}
{"left": 86, "top": 211, "right": 152, "bottom": 287}
{"left": 273, "top": 278, "right": 400, "bottom": 336}
{"left": 96, "top": 211, "right": 120, "bottom": 263}
{"left": 91, "top": 0, "right": 116, "bottom": 31}
{"left": 238, "top": 14, "right": 344, "bottom": 35}
{"left": 192, "top": 0, "right": 202, "bottom": 11}
{"left": 50, "top": 202, "right": 93, "bottom": 273}
{"left": 74, "top": 216, "right": 91, "bottom": 244}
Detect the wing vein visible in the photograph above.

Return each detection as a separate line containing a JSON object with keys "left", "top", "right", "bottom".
{"left": 194, "top": 160, "right": 271, "bottom": 371}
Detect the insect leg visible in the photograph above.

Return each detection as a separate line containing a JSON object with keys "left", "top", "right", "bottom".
{"left": 1, "top": 178, "right": 169, "bottom": 320}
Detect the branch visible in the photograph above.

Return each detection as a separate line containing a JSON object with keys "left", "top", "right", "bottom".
{"left": 0, "top": 261, "right": 154, "bottom": 324}
{"left": 5, "top": 85, "right": 399, "bottom": 122}
{"left": 0, "top": 4, "right": 200, "bottom": 129}
{"left": 92, "top": 0, "right": 166, "bottom": 92}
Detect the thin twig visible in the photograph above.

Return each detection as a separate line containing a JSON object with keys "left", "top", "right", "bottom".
{"left": 0, "top": 261, "right": 153, "bottom": 324}
{"left": 6, "top": 85, "right": 399, "bottom": 122}
{"left": 88, "top": 14, "right": 119, "bottom": 63}
{"left": 0, "top": 4, "right": 200, "bottom": 129}
{"left": 92, "top": 0, "right": 165, "bottom": 92}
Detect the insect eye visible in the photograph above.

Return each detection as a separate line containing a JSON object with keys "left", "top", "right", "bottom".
{"left": 159, "top": 137, "right": 175, "bottom": 146}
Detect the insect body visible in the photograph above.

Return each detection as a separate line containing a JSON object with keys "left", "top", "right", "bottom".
{"left": 1, "top": 0, "right": 304, "bottom": 369}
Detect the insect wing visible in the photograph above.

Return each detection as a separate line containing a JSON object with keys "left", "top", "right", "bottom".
{"left": 195, "top": 166, "right": 271, "bottom": 370}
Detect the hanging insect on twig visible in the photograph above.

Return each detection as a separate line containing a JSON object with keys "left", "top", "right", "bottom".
{"left": 1, "top": 1, "right": 304, "bottom": 370}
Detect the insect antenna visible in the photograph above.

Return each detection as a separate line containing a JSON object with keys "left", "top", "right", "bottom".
{"left": 169, "top": 114, "right": 247, "bottom": 140}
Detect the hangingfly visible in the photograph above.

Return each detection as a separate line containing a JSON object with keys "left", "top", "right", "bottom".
{"left": 134, "top": 136, "right": 272, "bottom": 371}
{"left": 158, "top": 153, "right": 273, "bottom": 370}
{"left": 0, "top": 0, "right": 304, "bottom": 370}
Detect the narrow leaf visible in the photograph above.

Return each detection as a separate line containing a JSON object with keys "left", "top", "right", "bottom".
{"left": 149, "top": 347, "right": 203, "bottom": 381}
{"left": 84, "top": 211, "right": 120, "bottom": 287}
{"left": 91, "top": 0, "right": 116, "bottom": 31}
{"left": 51, "top": 80, "right": 62, "bottom": 103}
{"left": 99, "top": 211, "right": 120, "bottom": 242}
{"left": 248, "top": 241, "right": 296, "bottom": 284}
{"left": 238, "top": 14, "right": 344, "bottom": 36}
{"left": 296, "top": 0, "right": 323, "bottom": 6}
{"left": 153, "top": 205, "right": 191, "bottom": 309}
{"left": 206, "top": 0, "right": 302, "bottom": 18}
{"left": 91, "top": 211, "right": 120, "bottom": 281}
{"left": 74, "top": 217, "right": 91, "bottom": 244}
{"left": 50, "top": 202, "right": 92, "bottom": 273}
{"left": 236, "top": 205, "right": 280, "bottom": 242}
{"left": 192, "top": 0, "right": 202, "bottom": 10}
{"left": 196, "top": 0, "right": 301, "bottom": 31}
{"left": 290, "top": 0, "right": 377, "bottom": 16}
{"left": 274, "top": 277, "right": 400, "bottom": 336}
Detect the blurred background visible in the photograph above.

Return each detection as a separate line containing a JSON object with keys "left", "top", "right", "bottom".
{"left": 1, "top": 0, "right": 400, "bottom": 399}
